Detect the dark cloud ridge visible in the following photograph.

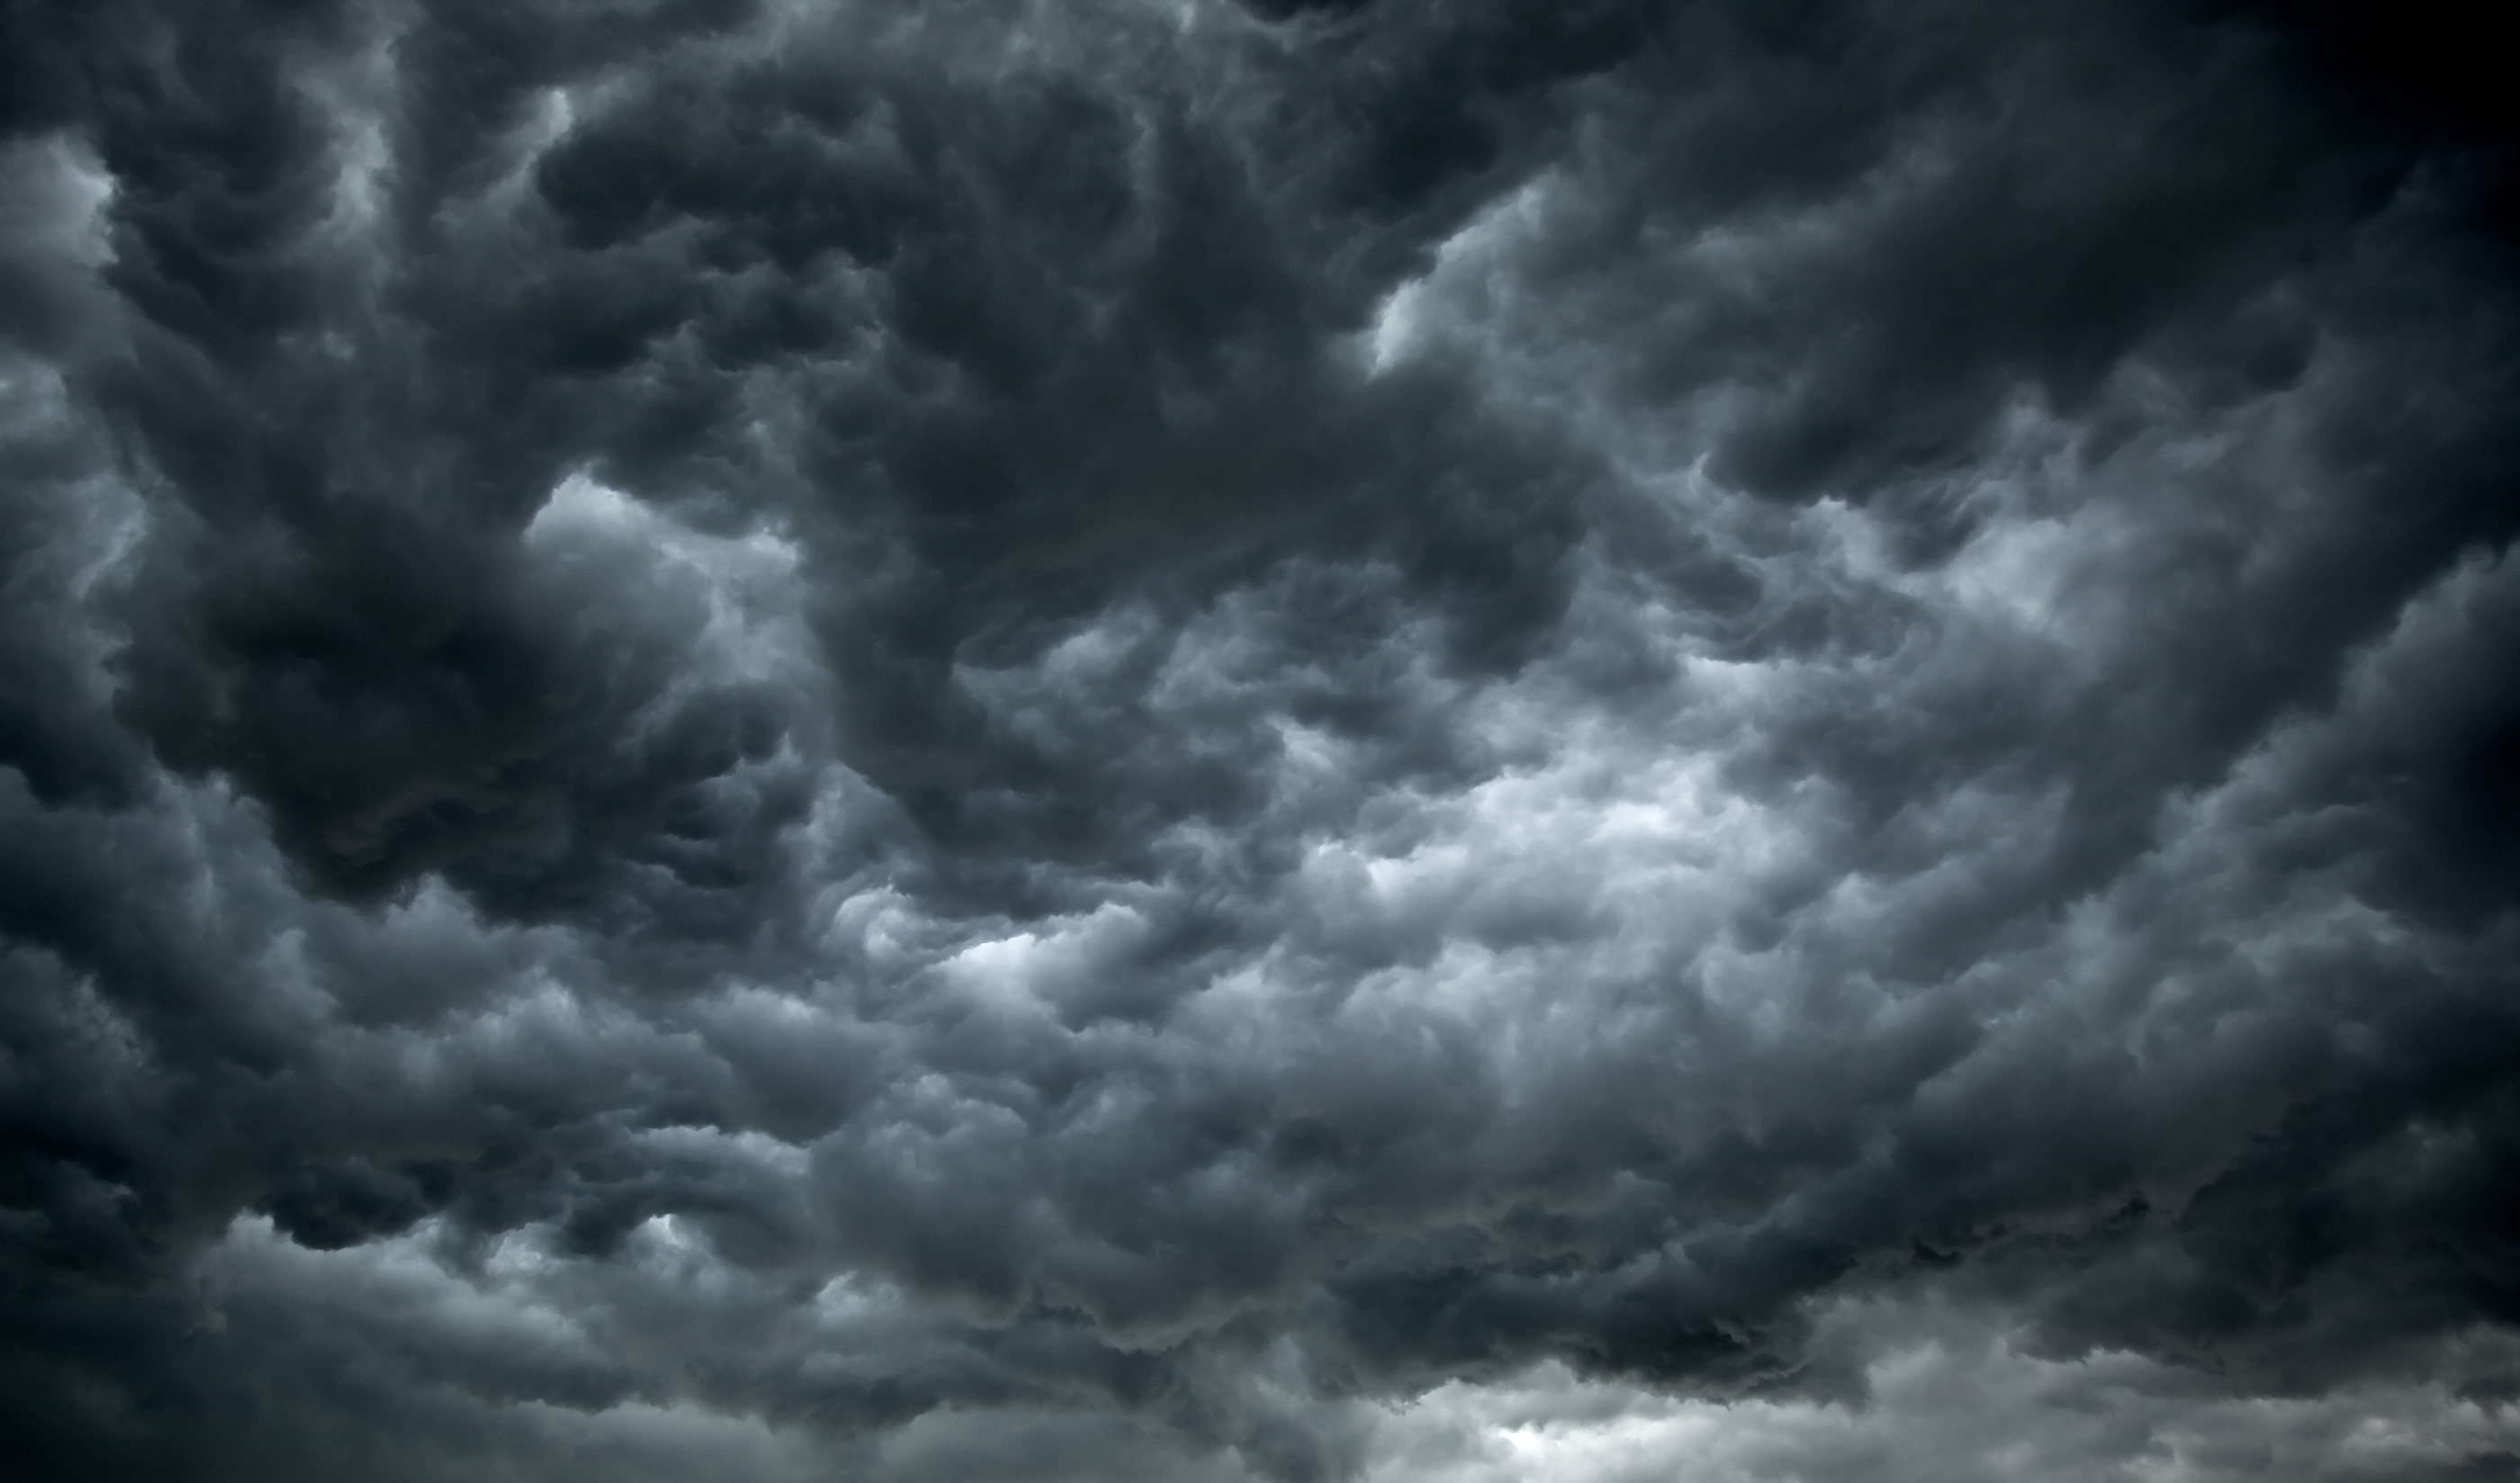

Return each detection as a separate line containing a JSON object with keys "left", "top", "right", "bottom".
{"left": 4, "top": 0, "right": 2520, "bottom": 1479}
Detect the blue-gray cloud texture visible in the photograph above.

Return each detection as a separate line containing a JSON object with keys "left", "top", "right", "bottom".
{"left": 4, "top": 1, "right": 2519, "bottom": 1478}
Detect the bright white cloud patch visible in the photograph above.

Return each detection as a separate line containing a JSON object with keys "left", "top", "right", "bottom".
{"left": 1360, "top": 1322, "right": 2520, "bottom": 1483}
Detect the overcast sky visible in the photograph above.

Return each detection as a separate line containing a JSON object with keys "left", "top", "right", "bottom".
{"left": 5, "top": 1, "right": 2520, "bottom": 1479}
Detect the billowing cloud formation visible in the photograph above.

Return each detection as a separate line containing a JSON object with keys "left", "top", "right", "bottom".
{"left": 4, "top": 1, "right": 2520, "bottom": 1478}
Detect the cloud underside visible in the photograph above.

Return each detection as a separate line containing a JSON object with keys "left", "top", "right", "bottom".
{"left": 4, "top": 1, "right": 2519, "bottom": 1479}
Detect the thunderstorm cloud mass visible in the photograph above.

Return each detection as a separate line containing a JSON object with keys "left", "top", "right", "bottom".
{"left": 5, "top": 1, "right": 2520, "bottom": 1478}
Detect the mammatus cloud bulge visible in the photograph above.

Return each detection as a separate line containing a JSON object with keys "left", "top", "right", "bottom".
{"left": 4, "top": 0, "right": 2520, "bottom": 1479}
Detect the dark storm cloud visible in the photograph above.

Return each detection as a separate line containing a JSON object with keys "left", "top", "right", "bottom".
{"left": 5, "top": 0, "right": 2520, "bottom": 1479}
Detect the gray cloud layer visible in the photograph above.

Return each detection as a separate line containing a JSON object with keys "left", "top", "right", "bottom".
{"left": 4, "top": 1, "right": 2519, "bottom": 1478}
